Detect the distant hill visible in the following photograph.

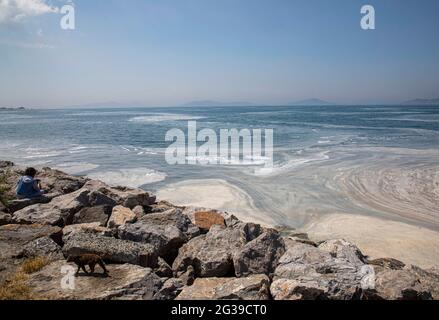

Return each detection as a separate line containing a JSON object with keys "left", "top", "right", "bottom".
{"left": 288, "top": 98, "right": 334, "bottom": 106}
{"left": 401, "top": 98, "right": 439, "bottom": 106}
{"left": 182, "top": 100, "right": 255, "bottom": 107}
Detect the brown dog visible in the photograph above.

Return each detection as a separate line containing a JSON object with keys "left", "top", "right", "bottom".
{"left": 67, "top": 254, "right": 109, "bottom": 276}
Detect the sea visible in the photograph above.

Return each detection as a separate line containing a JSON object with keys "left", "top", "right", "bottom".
{"left": 1, "top": 105, "right": 439, "bottom": 230}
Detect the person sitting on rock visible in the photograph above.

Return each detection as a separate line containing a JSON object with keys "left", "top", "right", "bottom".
{"left": 16, "top": 167, "right": 45, "bottom": 199}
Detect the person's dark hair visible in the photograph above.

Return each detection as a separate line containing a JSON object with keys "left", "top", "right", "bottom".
{"left": 24, "top": 167, "right": 37, "bottom": 178}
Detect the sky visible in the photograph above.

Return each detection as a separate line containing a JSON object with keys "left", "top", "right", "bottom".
{"left": 0, "top": 0, "right": 438, "bottom": 108}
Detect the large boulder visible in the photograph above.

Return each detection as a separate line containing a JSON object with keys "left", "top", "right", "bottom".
{"left": 318, "top": 239, "right": 366, "bottom": 266}
{"left": 62, "top": 222, "right": 113, "bottom": 242}
{"left": 0, "top": 224, "right": 62, "bottom": 284}
{"left": 12, "top": 180, "right": 155, "bottom": 227}
{"left": 233, "top": 229, "right": 285, "bottom": 277}
{"left": 172, "top": 225, "right": 247, "bottom": 278}
{"left": 62, "top": 233, "right": 158, "bottom": 268}
{"left": 271, "top": 240, "right": 367, "bottom": 300}
{"left": 34, "top": 167, "right": 88, "bottom": 195}
{"left": 81, "top": 180, "right": 155, "bottom": 209}
{"left": 176, "top": 274, "right": 270, "bottom": 300}
{"left": 12, "top": 188, "right": 110, "bottom": 227}
{"left": 368, "top": 265, "right": 439, "bottom": 300}
{"left": 19, "top": 237, "right": 64, "bottom": 260}
{"left": 72, "top": 205, "right": 112, "bottom": 226}
{"left": 107, "top": 205, "right": 137, "bottom": 228}
{"left": 118, "top": 209, "right": 199, "bottom": 262}
{"left": 7, "top": 193, "right": 59, "bottom": 214}
{"left": 26, "top": 260, "right": 164, "bottom": 300}
{"left": 271, "top": 278, "right": 329, "bottom": 300}
{"left": 0, "top": 224, "right": 63, "bottom": 259}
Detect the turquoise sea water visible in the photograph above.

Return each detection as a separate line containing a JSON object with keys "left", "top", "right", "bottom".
{"left": 1, "top": 105, "right": 439, "bottom": 229}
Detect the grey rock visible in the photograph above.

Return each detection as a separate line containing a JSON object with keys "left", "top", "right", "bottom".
{"left": 176, "top": 274, "right": 271, "bottom": 300}
{"left": 271, "top": 278, "right": 329, "bottom": 300}
{"left": 62, "top": 222, "right": 113, "bottom": 242}
{"left": 172, "top": 225, "right": 247, "bottom": 277}
{"left": 233, "top": 229, "right": 285, "bottom": 277}
{"left": 12, "top": 180, "right": 154, "bottom": 227}
{"left": 368, "top": 265, "right": 439, "bottom": 300}
{"left": 0, "top": 224, "right": 63, "bottom": 260}
{"left": 20, "top": 237, "right": 64, "bottom": 260}
{"left": 0, "top": 224, "right": 63, "bottom": 283}
{"left": 12, "top": 188, "right": 106, "bottom": 227}
{"left": 72, "top": 205, "right": 112, "bottom": 226}
{"left": 7, "top": 195, "right": 57, "bottom": 213}
{"left": 318, "top": 239, "right": 366, "bottom": 266}
{"left": 62, "top": 233, "right": 158, "bottom": 268}
{"left": 237, "top": 222, "right": 263, "bottom": 242}
{"left": 26, "top": 260, "right": 164, "bottom": 300}
{"left": 118, "top": 209, "right": 199, "bottom": 262}
{"left": 272, "top": 240, "right": 366, "bottom": 300}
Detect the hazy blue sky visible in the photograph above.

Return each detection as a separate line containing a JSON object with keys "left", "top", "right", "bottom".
{"left": 0, "top": 0, "right": 438, "bottom": 107}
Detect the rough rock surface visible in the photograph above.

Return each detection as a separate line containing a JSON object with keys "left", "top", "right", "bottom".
{"left": 176, "top": 274, "right": 270, "bottom": 300}
{"left": 20, "top": 237, "right": 64, "bottom": 260}
{"left": 26, "top": 260, "right": 163, "bottom": 300}
{"left": 107, "top": 205, "right": 137, "bottom": 228}
{"left": 318, "top": 239, "right": 366, "bottom": 266}
{"left": 12, "top": 186, "right": 113, "bottom": 227}
{"left": 72, "top": 205, "right": 112, "bottom": 226}
{"left": 271, "top": 240, "right": 366, "bottom": 300}
{"left": 62, "top": 233, "right": 158, "bottom": 268}
{"left": 0, "top": 223, "right": 62, "bottom": 283}
{"left": 62, "top": 222, "right": 113, "bottom": 242}
{"left": 0, "top": 224, "right": 63, "bottom": 258}
{"left": 12, "top": 180, "right": 155, "bottom": 227}
{"left": 118, "top": 209, "right": 199, "bottom": 262}
{"left": 173, "top": 225, "right": 247, "bottom": 277}
{"left": 369, "top": 265, "right": 439, "bottom": 300}
{"left": 233, "top": 229, "right": 285, "bottom": 277}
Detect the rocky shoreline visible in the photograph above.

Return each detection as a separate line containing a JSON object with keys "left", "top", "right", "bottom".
{"left": 1, "top": 160, "right": 438, "bottom": 300}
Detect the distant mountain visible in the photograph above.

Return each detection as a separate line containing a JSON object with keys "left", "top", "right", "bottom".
{"left": 401, "top": 98, "right": 439, "bottom": 106}
{"left": 65, "top": 101, "right": 147, "bottom": 108}
{"left": 288, "top": 98, "right": 334, "bottom": 106}
{"left": 182, "top": 100, "right": 255, "bottom": 107}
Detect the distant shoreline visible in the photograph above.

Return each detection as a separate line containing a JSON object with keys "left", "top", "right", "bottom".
{"left": 0, "top": 107, "right": 25, "bottom": 111}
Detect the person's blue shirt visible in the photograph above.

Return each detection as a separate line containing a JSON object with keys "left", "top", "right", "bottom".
{"left": 16, "top": 176, "right": 43, "bottom": 199}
